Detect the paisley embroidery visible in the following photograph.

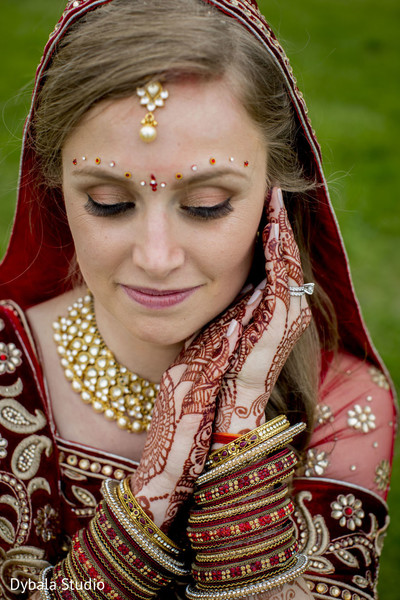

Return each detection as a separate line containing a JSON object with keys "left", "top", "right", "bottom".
{"left": 294, "top": 482, "right": 389, "bottom": 600}
{"left": 0, "top": 474, "right": 32, "bottom": 548}
{"left": 27, "top": 477, "right": 52, "bottom": 497}
{"left": 294, "top": 490, "right": 334, "bottom": 574}
{"left": 0, "top": 435, "right": 7, "bottom": 459}
{"left": 11, "top": 435, "right": 52, "bottom": 480}
{"left": 71, "top": 485, "right": 97, "bottom": 507}
{"left": 0, "top": 398, "right": 47, "bottom": 434}
{"left": 0, "top": 545, "right": 49, "bottom": 594}
{"left": 0, "top": 378, "right": 23, "bottom": 397}
{"left": 0, "top": 519, "right": 15, "bottom": 545}
{"left": 0, "top": 495, "right": 18, "bottom": 513}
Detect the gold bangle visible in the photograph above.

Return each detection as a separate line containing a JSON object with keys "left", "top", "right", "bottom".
{"left": 88, "top": 517, "right": 162, "bottom": 597}
{"left": 186, "top": 554, "right": 309, "bottom": 599}
{"left": 118, "top": 477, "right": 181, "bottom": 555}
{"left": 198, "top": 422, "right": 305, "bottom": 487}
{"left": 189, "top": 484, "right": 288, "bottom": 524}
{"left": 206, "top": 416, "right": 289, "bottom": 470}
{"left": 195, "top": 525, "right": 295, "bottom": 563}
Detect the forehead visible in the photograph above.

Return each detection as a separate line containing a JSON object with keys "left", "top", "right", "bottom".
{"left": 63, "top": 77, "right": 266, "bottom": 167}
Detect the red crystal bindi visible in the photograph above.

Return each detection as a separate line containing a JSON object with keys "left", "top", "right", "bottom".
{"left": 72, "top": 159, "right": 77, "bottom": 165}
{"left": 150, "top": 174, "right": 157, "bottom": 192}
{"left": 244, "top": 161, "right": 249, "bottom": 167}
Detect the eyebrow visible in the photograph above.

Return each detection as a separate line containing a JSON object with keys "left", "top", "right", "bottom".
{"left": 70, "top": 166, "right": 249, "bottom": 185}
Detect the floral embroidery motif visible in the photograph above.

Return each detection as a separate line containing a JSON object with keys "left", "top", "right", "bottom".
{"left": 305, "top": 449, "right": 329, "bottom": 477}
{"left": 315, "top": 404, "right": 333, "bottom": 426}
{"left": 347, "top": 404, "right": 376, "bottom": 434}
{"left": 368, "top": 366, "right": 390, "bottom": 390}
{"left": 331, "top": 494, "right": 364, "bottom": 531}
{"left": 33, "top": 505, "right": 59, "bottom": 542}
{"left": 0, "top": 343, "right": 22, "bottom": 375}
{"left": 375, "top": 460, "right": 390, "bottom": 491}
{"left": 0, "top": 434, "right": 8, "bottom": 459}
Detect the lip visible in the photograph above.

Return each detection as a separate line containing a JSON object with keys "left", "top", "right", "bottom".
{"left": 122, "top": 284, "right": 201, "bottom": 309}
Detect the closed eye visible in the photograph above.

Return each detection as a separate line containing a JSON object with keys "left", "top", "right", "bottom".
{"left": 181, "top": 198, "right": 233, "bottom": 220}
{"left": 85, "top": 195, "right": 134, "bottom": 216}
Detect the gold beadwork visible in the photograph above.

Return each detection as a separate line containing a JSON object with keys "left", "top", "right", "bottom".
{"left": 53, "top": 293, "right": 159, "bottom": 433}
{"left": 136, "top": 81, "right": 169, "bottom": 143}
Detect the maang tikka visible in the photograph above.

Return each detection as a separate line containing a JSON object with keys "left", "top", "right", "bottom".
{"left": 136, "top": 81, "right": 169, "bottom": 143}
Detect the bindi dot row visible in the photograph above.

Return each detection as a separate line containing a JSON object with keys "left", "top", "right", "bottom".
{"left": 72, "top": 156, "right": 250, "bottom": 191}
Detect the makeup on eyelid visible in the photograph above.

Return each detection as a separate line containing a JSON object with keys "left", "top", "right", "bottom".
{"left": 61, "top": 79, "right": 267, "bottom": 349}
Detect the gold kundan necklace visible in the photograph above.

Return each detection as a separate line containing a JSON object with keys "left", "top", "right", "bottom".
{"left": 53, "top": 293, "right": 159, "bottom": 433}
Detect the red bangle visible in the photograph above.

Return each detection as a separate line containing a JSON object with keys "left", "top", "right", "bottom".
{"left": 211, "top": 432, "right": 241, "bottom": 445}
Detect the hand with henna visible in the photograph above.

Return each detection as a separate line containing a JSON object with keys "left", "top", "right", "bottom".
{"left": 129, "top": 294, "right": 248, "bottom": 533}
{"left": 214, "top": 186, "right": 312, "bottom": 436}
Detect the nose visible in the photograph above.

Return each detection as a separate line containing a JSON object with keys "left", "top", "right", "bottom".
{"left": 132, "top": 207, "right": 185, "bottom": 278}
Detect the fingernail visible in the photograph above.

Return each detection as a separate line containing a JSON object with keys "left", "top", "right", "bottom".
{"left": 273, "top": 223, "right": 279, "bottom": 238}
{"left": 240, "top": 283, "right": 253, "bottom": 296}
{"left": 255, "top": 278, "right": 267, "bottom": 291}
{"left": 247, "top": 289, "right": 262, "bottom": 305}
{"left": 277, "top": 187, "right": 284, "bottom": 208}
{"left": 226, "top": 319, "right": 238, "bottom": 337}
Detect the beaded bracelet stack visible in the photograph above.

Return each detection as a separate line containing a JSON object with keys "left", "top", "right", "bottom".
{"left": 186, "top": 416, "right": 308, "bottom": 599}
{"left": 40, "top": 478, "right": 189, "bottom": 599}
{"left": 39, "top": 416, "right": 307, "bottom": 599}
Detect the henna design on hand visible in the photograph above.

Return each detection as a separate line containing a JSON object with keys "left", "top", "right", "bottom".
{"left": 215, "top": 188, "right": 312, "bottom": 434}
{"left": 132, "top": 369, "right": 177, "bottom": 489}
{"left": 131, "top": 298, "right": 248, "bottom": 530}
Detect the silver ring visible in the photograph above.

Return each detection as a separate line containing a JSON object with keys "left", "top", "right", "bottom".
{"left": 289, "top": 283, "right": 315, "bottom": 297}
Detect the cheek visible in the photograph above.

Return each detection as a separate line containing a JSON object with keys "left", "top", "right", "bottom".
{"left": 67, "top": 214, "right": 121, "bottom": 275}
{"left": 200, "top": 221, "right": 258, "bottom": 288}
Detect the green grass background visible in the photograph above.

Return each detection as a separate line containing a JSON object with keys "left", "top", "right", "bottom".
{"left": 0, "top": 0, "right": 398, "bottom": 595}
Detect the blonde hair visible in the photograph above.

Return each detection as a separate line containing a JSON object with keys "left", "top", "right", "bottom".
{"left": 33, "top": 0, "right": 338, "bottom": 449}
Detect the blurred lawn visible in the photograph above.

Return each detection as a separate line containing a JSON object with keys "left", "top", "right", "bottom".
{"left": 0, "top": 0, "right": 399, "bottom": 596}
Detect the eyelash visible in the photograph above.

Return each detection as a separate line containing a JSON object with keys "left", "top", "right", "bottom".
{"left": 85, "top": 196, "right": 134, "bottom": 216}
{"left": 85, "top": 195, "right": 233, "bottom": 220}
{"left": 181, "top": 199, "right": 233, "bottom": 220}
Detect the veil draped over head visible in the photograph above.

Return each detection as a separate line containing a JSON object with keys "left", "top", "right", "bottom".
{"left": 0, "top": 0, "right": 391, "bottom": 381}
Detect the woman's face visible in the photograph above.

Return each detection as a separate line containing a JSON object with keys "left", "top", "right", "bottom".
{"left": 62, "top": 77, "right": 267, "bottom": 351}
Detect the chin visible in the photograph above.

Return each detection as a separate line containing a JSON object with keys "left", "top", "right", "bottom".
{"left": 133, "top": 322, "right": 193, "bottom": 349}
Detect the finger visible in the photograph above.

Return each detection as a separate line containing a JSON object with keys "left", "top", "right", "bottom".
{"left": 275, "top": 187, "right": 304, "bottom": 287}
{"left": 242, "top": 220, "right": 287, "bottom": 350}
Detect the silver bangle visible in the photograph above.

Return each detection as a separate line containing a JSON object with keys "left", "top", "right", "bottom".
{"left": 102, "top": 479, "right": 190, "bottom": 577}
{"left": 185, "top": 554, "right": 308, "bottom": 599}
{"left": 39, "top": 565, "right": 54, "bottom": 600}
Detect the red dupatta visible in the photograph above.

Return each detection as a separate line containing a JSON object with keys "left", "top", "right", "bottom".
{"left": 0, "top": 0, "right": 393, "bottom": 385}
